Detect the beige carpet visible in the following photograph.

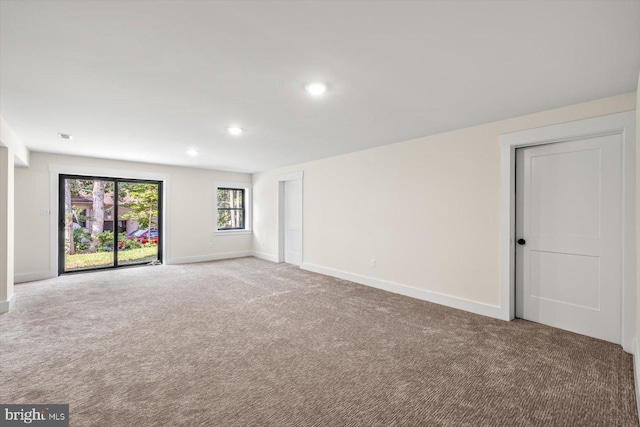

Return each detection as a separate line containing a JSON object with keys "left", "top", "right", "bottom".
{"left": 0, "top": 257, "right": 637, "bottom": 426}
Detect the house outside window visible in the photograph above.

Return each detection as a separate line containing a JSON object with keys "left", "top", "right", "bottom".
{"left": 77, "top": 209, "right": 87, "bottom": 228}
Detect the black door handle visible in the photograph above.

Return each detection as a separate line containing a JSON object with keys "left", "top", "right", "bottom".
{"left": 517, "top": 239, "right": 526, "bottom": 245}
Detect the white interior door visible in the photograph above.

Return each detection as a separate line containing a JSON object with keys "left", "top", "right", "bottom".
{"left": 283, "top": 179, "right": 302, "bottom": 265}
{"left": 515, "top": 135, "right": 622, "bottom": 344}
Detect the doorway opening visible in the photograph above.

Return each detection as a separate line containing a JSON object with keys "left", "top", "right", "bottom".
{"left": 58, "top": 174, "right": 163, "bottom": 274}
{"left": 277, "top": 172, "right": 303, "bottom": 265}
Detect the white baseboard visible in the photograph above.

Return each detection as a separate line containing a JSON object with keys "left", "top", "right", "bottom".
{"left": 251, "top": 251, "right": 279, "bottom": 263}
{"left": 634, "top": 339, "right": 640, "bottom": 421}
{"left": 15, "top": 253, "right": 259, "bottom": 281}
{"left": 167, "top": 251, "right": 253, "bottom": 265}
{"left": 15, "top": 272, "right": 55, "bottom": 284}
{"left": 0, "top": 293, "right": 16, "bottom": 313}
{"left": 301, "top": 262, "right": 503, "bottom": 320}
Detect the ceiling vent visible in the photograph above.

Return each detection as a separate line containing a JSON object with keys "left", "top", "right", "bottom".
{"left": 58, "top": 133, "right": 72, "bottom": 140}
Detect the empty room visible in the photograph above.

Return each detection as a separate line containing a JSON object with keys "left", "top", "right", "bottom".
{"left": 1, "top": 1, "right": 640, "bottom": 426}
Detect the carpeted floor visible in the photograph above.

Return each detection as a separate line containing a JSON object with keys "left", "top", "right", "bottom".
{"left": 0, "top": 257, "right": 637, "bottom": 426}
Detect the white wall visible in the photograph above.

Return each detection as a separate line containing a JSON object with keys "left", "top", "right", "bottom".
{"left": 634, "top": 70, "right": 640, "bottom": 417}
{"left": 0, "top": 116, "right": 27, "bottom": 311}
{"left": 0, "top": 147, "right": 15, "bottom": 312}
{"left": 253, "top": 92, "right": 636, "bottom": 313}
{"left": 0, "top": 116, "right": 29, "bottom": 167}
{"left": 637, "top": 71, "right": 640, "bottom": 337}
{"left": 14, "top": 152, "right": 252, "bottom": 282}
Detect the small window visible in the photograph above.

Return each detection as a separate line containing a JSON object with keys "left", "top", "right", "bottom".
{"left": 76, "top": 209, "right": 87, "bottom": 228}
{"left": 217, "top": 188, "right": 245, "bottom": 230}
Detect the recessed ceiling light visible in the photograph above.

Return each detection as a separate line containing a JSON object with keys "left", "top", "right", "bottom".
{"left": 58, "top": 133, "right": 72, "bottom": 140}
{"left": 227, "top": 127, "right": 243, "bottom": 136}
{"left": 186, "top": 149, "right": 198, "bottom": 156}
{"left": 305, "top": 82, "right": 327, "bottom": 96}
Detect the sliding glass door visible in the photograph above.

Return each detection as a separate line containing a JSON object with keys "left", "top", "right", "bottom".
{"left": 60, "top": 177, "right": 115, "bottom": 271}
{"left": 117, "top": 181, "right": 160, "bottom": 266}
{"left": 59, "top": 175, "right": 162, "bottom": 274}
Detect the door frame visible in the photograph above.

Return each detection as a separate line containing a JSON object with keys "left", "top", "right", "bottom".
{"left": 277, "top": 171, "right": 303, "bottom": 263}
{"left": 499, "top": 111, "right": 636, "bottom": 352}
{"left": 58, "top": 174, "right": 163, "bottom": 275}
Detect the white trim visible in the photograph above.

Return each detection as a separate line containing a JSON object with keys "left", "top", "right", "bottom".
{"left": 276, "top": 171, "right": 304, "bottom": 264}
{"left": 215, "top": 181, "right": 252, "bottom": 233}
{"left": 277, "top": 171, "right": 303, "bottom": 182}
{"left": 301, "top": 262, "right": 503, "bottom": 319}
{"left": 499, "top": 111, "right": 636, "bottom": 352}
{"left": 15, "top": 272, "right": 55, "bottom": 284}
{"left": 167, "top": 251, "right": 252, "bottom": 265}
{"left": 48, "top": 164, "right": 172, "bottom": 274}
{"left": 214, "top": 230, "right": 252, "bottom": 236}
{"left": 48, "top": 164, "right": 171, "bottom": 181}
{"left": 0, "top": 293, "right": 15, "bottom": 313}
{"left": 251, "top": 251, "right": 279, "bottom": 263}
{"left": 277, "top": 182, "right": 284, "bottom": 262}
{"left": 634, "top": 338, "right": 640, "bottom": 421}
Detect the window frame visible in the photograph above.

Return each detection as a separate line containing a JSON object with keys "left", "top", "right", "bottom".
{"left": 215, "top": 182, "right": 252, "bottom": 235}
{"left": 217, "top": 187, "right": 246, "bottom": 231}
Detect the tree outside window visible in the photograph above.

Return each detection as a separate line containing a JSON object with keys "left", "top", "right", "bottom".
{"left": 217, "top": 188, "right": 245, "bottom": 230}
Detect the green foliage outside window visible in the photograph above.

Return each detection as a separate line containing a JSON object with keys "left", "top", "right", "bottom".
{"left": 119, "top": 183, "right": 159, "bottom": 231}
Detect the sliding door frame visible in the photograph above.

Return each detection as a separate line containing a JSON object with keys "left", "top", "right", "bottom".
{"left": 58, "top": 174, "right": 163, "bottom": 275}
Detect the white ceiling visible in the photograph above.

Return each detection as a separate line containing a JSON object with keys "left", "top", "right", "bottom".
{"left": 1, "top": 1, "right": 639, "bottom": 173}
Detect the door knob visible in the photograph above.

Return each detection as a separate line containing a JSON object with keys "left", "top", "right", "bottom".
{"left": 517, "top": 239, "right": 526, "bottom": 245}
